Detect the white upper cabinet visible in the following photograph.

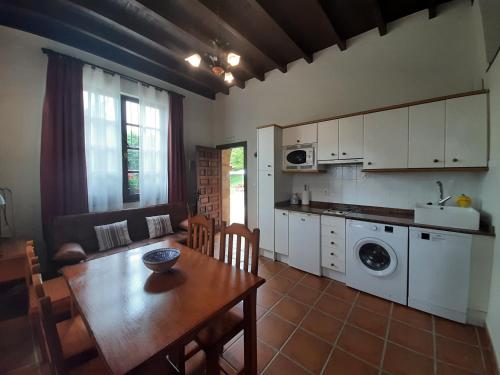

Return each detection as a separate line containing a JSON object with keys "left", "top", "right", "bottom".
{"left": 258, "top": 126, "right": 274, "bottom": 171}
{"left": 445, "top": 94, "right": 488, "bottom": 168}
{"left": 282, "top": 123, "right": 318, "bottom": 146}
{"left": 339, "top": 115, "right": 364, "bottom": 160}
{"left": 317, "top": 120, "right": 339, "bottom": 161}
{"left": 409, "top": 101, "right": 446, "bottom": 168}
{"left": 363, "top": 107, "right": 409, "bottom": 169}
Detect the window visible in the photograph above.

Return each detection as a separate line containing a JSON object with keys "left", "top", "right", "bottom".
{"left": 121, "top": 95, "right": 140, "bottom": 202}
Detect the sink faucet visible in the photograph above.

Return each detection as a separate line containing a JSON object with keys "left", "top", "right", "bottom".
{"left": 436, "top": 181, "right": 452, "bottom": 206}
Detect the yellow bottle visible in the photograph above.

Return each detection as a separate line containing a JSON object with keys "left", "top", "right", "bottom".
{"left": 456, "top": 194, "right": 472, "bottom": 208}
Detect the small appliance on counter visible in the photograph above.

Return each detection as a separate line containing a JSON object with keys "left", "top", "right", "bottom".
{"left": 301, "top": 185, "right": 310, "bottom": 206}
{"left": 290, "top": 193, "right": 300, "bottom": 205}
{"left": 456, "top": 194, "right": 472, "bottom": 208}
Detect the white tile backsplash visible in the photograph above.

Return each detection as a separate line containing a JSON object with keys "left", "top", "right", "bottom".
{"left": 291, "top": 164, "right": 485, "bottom": 209}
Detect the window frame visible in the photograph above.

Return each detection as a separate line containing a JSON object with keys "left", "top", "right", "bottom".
{"left": 121, "top": 95, "right": 140, "bottom": 203}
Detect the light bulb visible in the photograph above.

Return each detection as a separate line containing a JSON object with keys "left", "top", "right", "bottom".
{"left": 227, "top": 52, "right": 240, "bottom": 67}
{"left": 224, "top": 72, "right": 234, "bottom": 83}
{"left": 185, "top": 54, "right": 201, "bottom": 67}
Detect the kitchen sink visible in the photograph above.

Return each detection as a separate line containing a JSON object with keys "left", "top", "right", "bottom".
{"left": 414, "top": 204, "right": 480, "bottom": 230}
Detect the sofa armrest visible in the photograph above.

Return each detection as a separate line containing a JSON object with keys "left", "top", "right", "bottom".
{"left": 53, "top": 242, "right": 87, "bottom": 265}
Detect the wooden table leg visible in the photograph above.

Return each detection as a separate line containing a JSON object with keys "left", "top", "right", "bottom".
{"left": 243, "top": 290, "right": 257, "bottom": 375}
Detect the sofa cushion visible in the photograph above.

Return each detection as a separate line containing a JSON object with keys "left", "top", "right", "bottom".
{"left": 146, "top": 214, "right": 174, "bottom": 239}
{"left": 53, "top": 243, "right": 87, "bottom": 264}
{"left": 94, "top": 220, "right": 132, "bottom": 251}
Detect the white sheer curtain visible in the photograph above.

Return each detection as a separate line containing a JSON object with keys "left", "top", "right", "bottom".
{"left": 83, "top": 66, "right": 123, "bottom": 212}
{"left": 137, "top": 84, "right": 169, "bottom": 207}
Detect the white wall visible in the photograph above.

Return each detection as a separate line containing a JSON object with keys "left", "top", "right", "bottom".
{"left": 0, "top": 26, "right": 214, "bottom": 260}
{"left": 480, "top": 35, "right": 500, "bottom": 365}
{"left": 213, "top": 0, "right": 486, "bottom": 229}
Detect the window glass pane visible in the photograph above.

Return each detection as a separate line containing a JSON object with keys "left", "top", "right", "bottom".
{"left": 126, "top": 101, "right": 139, "bottom": 125}
{"left": 127, "top": 125, "right": 139, "bottom": 148}
{"left": 127, "top": 149, "right": 139, "bottom": 170}
{"left": 127, "top": 173, "right": 139, "bottom": 195}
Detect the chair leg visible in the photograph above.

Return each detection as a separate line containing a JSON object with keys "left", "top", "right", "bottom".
{"left": 29, "top": 311, "right": 48, "bottom": 362}
{"left": 167, "top": 346, "right": 186, "bottom": 375}
{"left": 205, "top": 346, "right": 223, "bottom": 375}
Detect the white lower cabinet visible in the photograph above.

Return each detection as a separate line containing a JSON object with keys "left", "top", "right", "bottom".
{"left": 321, "top": 215, "right": 346, "bottom": 273}
{"left": 289, "top": 212, "right": 321, "bottom": 275}
{"left": 408, "top": 228, "right": 471, "bottom": 323}
{"left": 274, "top": 209, "right": 289, "bottom": 255}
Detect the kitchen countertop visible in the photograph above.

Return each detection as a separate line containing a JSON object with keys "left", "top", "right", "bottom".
{"left": 275, "top": 201, "right": 495, "bottom": 237}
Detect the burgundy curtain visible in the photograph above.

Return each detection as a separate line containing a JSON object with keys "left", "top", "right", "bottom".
{"left": 40, "top": 53, "right": 88, "bottom": 236}
{"left": 168, "top": 93, "right": 187, "bottom": 202}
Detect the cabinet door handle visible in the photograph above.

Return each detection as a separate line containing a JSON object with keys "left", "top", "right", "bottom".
{"left": 342, "top": 152, "right": 347, "bottom": 155}
{"left": 296, "top": 139, "right": 300, "bottom": 143}
{"left": 267, "top": 164, "right": 271, "bottom": 167}
{"left": 282, "top": 212, "right": 286, "bottom": 216}
{"left": 330, "top": 241, "right": 335, "bottom": 245}
{"left": 301, "top": 218, "right": 305, "bottom": 222}
{"left": 330, "top": 230, "right": 334, "bottom": 234}
{"left": 331, "top": 263, "right": 335, "bottom": 267}
{"left": 367, "top": 162, "right": 373, "bottom": 165}
{"left": 452, "top": 158, "right": 459, "bottom": 162}
{"left": 267, "top": 173, "right": 272, "bottom": 176}
{"left": 433, "top": 159, "right": 439, "bottom": 163}
{"left": 330, "top": 252, "right": 334, "bottom": 256}
{"left": 331, "top": 153, "right": 336, "bottom": 156}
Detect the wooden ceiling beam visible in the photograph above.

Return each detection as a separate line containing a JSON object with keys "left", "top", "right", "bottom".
{"left": 316, "top": 0, "right": 347, "bottom": 51}
{"left": 0, "top": 3, "right": 217, "bottom": 99}
{"left": 135, "top": 0, "right": 266, "bottom": 81}
{"left": 67, "top": 0, "right": 245, "bottom": 90}
{"left": 371, "top": 0, "right": 387, "bottom": 36}
{"left": 245, "top": 0, "right": 313, "bottom": 64}
{"left": 428, "top": 0, "right": 438, "bottom": 19}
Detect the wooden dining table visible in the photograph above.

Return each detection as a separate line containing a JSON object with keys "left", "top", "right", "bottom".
{"left": 61, "top": 239, "right": 265, "bottom": 375}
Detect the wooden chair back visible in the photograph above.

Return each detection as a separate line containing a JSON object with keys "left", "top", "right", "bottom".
{"left": 187, "top": 215, "right": 215, "bottom": 256}
{"left": 218, "top": 222, "right": 260, "bottom": 275}
{"left": 25, "top": 245, "right": 39, "bottom": 286}
{"left": 32, "top": 273, "right": 45, "bottom": 299}
{"left": 37, "top": 296, "right": 67, "bottom": 375}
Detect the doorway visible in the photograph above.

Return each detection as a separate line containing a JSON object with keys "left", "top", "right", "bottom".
{"left": 217, "top": 142, "right": 247, "bottom": 225}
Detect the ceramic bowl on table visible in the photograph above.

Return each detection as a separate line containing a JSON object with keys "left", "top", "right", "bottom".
{"left": 142, "top": 248, "right": 180, "bottom": 273}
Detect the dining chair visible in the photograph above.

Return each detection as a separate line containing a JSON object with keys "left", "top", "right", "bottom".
{"left": 187, "top": 214, "right": 215, "bottom": 256}
{"left": 194, "top": 222, "right": 260, "bottom": 373}
{"left": 33, "top": 273, "right": 98, "bottom": 368}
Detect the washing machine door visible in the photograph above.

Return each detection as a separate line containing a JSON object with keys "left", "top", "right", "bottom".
{"left": 353, "top": 238, "right": 398, "bottom": 277}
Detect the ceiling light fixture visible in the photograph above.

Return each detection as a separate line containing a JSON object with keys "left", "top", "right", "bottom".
{"left": 185, "top": 54, "right": 201, "bottom": 67}
{"left": 185, "top": 40, "right": 240, "bottom": 84}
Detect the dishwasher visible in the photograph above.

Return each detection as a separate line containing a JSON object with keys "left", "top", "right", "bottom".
{"left": 408, "top": 227, "right": 472, "bottom": 323}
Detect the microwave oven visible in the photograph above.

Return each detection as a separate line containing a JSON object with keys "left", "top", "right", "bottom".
{"left": 283, "top": 143, "right": 320, "bottom": 170}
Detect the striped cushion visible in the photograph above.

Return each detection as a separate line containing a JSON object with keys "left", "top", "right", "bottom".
{"left": 146, "top": 214, "right": 174, "bottom": 239}
{"left": 94, "top": 220, "right": 132, "bottom": 251}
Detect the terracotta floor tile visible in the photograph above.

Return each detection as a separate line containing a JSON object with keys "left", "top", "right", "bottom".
{"left": 222, "top": 335, "right": 276, "bottom": 374}
{"left": 388, "top": 320, "right": 434, "bottom": 357}
{"left": 300, "top": 274, "right": 330, "bottom": 291}
{"left": 435, "top": 317, "right": 478, "bottom": 345}
{"left": 266, "top": 275, "right": 296, "bottom": 294}
{"left": 300, "top": 309, "right": 343, "bottom": 342}
{"left": 348, "top": 306, "right": 388, "bottom": 338}
{"left": 437, "top": 361, "right": 480, "bottom": 375}
{"left": 325, "top": 281, "right": 358, "bottom": 302}
{"left": 259, "top": 268, "right": 275, "bottom": 279}
{"left": 315, "top": 294, "right": 352, "bottom": 320}
{"left": 278, "top": 267, "right": 306, "bottom": 282}
{"left": 263, "top": 354, "right": 309, "bottom": 375}
{"left": 392, "top": 304, "right": 432, "bottom": 331}
{"left": 288, "top": 284, "right": 322, "bottom": 306}
{"left": 0, "top": 317, "right": 38, "bottom": 373}
{"left": 282, "top": 329, "right": 332, "bottom": 374}
{"left": 260, "top": 260, "right": 287, "bottom": 275}
{"left": 324, "top": 348, "right": 378, "bottom": 375}
{"left": 356, "top": 293, "right": 391, "bottom": 316}
{"left": 256, "top": 305, "right": 267, "bottom": 321}
{"left": 271, "top": 297, "right": 309, "bottom": 324}
{"left": 257, "top": 313, "right": 295, "bottom": 349}
{"left": 338, "top": 325, "right": 384, "bottom": 366}
{"left": 436, "top": 336, "right": 484, "bottom": 373}
{"left": 257, "top": 287, "right": 283, "bottom": 309}
{"left": 477, "top": 326, "right": 492, "bottom": 349}
{"left": 383, "top": 343, "right": 434, "bottom": 375}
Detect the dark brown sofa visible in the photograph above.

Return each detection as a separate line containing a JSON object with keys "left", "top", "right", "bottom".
{"left": 51, "top": 202, "right": 189, "bottom": 264}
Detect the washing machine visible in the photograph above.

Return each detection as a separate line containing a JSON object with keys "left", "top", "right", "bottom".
{"left": 346, "top": 219, "right": 408, "bottom": 305}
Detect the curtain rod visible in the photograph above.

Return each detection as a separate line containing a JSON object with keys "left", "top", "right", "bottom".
{"left": 41, "top": 48, "right": 185, "bottom": 98}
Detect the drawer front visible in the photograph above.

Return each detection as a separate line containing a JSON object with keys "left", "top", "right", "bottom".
{"left": 322, "top": 227, "right": 345, "bottom": 243}
{"left": 321, "top": 215, "right": 346, "bottom": 228}
{"left": 322, "top": 235, "right": 345, "bottom": 250}
{"left": 322, "top": 252, "right": 345, "bottom": 272}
